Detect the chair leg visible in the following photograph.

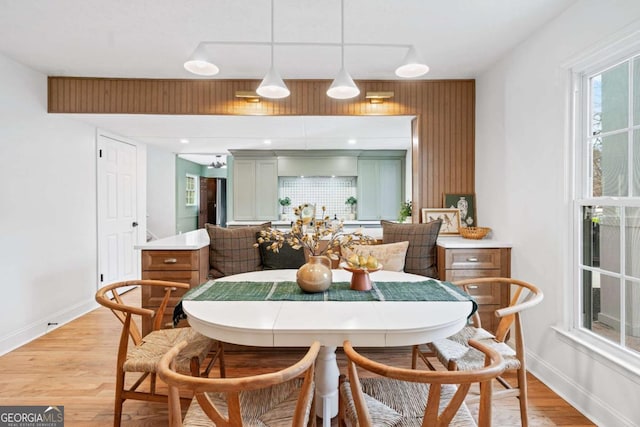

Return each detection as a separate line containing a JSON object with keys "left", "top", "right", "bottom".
{"left": 411, "top": 345, "right": 418, "bottom": 369}
{"left": 517, "top": 367, "right": 529, "bottom": 427}
{"left": 201, "top": 341, "right": 226, "bottom": 378}
{"left": 411, "top": 344, "right": 438, "bottom": 371}
{"left": 337, "top": 374, "right": 348, "bottom": 427}
{"left": 218, "top": 342, "right": 226, "bottom": 378}
{"left": 114, "top": 370, "right": 125, "bottom": 427}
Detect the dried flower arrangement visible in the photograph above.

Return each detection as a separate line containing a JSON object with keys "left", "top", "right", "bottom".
{"left": 255, "top": 204, "right": 375, "bottom": 259}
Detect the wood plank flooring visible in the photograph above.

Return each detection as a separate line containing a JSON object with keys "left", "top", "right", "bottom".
{"left": 0, "top": 288, "right": 595, "bottom": 426}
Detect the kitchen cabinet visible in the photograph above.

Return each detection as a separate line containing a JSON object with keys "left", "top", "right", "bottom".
{"left": 233, "top": 158, "right": 278, "bottom": 220}
{"left": 437, "top": 239, "right": 512, "bottom": 335}
{"left": 357, "top": 159, "right": 402, "bottom": 220}
{"left": 277, "top": 156, "right": 357, "bottom": 176}
{"left": 140, "top": 247, "right": 209, "bottom": 336}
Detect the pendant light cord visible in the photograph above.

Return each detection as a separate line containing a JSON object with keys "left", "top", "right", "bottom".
{"left": 340, "top": 0, "right": 344, "bottom": 68}
{"left": 270, "top": 0, "right": 275, "bottom": 66}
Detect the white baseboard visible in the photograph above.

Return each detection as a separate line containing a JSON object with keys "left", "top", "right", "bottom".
{"left": 527, "top": 349, "right": 636, "bottom": 427}
{"left": 0, "top": 299, "right": 98, "bottom": 356}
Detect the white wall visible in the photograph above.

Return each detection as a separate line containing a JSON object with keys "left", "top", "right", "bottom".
{"left": 0, "top": 53, "right": 99, "bottom": 354}
{"left": 476, "top": 1, "right": 640, "bottom": 425}
{"left": 147, "top": 145, "right": 176, "bottom": 239}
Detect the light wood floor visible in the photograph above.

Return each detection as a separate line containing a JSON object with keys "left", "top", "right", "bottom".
{"left": 0, "top": 288, "right": 595, "bottom": 427}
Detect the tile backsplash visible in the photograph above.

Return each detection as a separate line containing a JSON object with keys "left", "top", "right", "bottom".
{"left": 279, "top": 176, "right": 356, "bottom": 219}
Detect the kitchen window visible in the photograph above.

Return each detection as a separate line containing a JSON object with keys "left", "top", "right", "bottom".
{"left": 185, "top": 174, "right": 198, "bottom": 206}
{"left": 573, "top": 50, "right": 640, "bottom": 360}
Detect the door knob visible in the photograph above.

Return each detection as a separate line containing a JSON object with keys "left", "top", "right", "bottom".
{"left": 132, "top": 221, "right": 139, "bottom": 227}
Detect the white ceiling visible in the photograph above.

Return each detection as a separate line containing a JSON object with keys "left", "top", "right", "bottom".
{"left": 0, "top": 0, "right": 577, "bottom": 159}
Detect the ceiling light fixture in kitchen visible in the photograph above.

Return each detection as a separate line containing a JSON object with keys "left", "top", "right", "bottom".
{"left": 207, "top": 155, "right": 227, "bottom": 169}
{"left": 184, "top": 5, "right": 429, "bottom": 97}
{"left": 326, "top": 0, "right": 359, "bottom": 99}
{"left": 256, "top": 0, "right": 290, "bottom": 99}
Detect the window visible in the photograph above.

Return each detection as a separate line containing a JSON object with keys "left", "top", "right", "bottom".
{"left": 185, "top": 174, "right": 198, "bottom": 206}
{"left": 575, "top": 52, "right": 640, "bottom": 357}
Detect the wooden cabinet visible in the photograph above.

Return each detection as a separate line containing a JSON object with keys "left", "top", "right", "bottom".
{"left": 233, "top": 158, "right": 278, "bottom": 220}
{"left": 437, "top": 243, "right": 511, "bottom": 334}
{"left": 140, "top": 247, "right": 209, "bottom": 335}
{"left": 357, "top": 159, "right": 402, "bottom": 220}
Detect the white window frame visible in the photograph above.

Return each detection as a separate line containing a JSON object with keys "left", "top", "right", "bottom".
{"left": 562, "top": 31, "right": 640, "bottom": 377}
{"left": 185, "top": 173, "right": 198, "bottom": 207}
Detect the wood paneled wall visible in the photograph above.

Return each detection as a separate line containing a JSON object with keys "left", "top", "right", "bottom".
{"left": 48, "top": 77, "right": 475, "bottom": 214}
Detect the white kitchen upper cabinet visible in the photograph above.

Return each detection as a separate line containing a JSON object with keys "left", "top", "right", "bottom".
{"left": 255, "top": 159, "right": 278, "bottom": 219}
{"left": 277, "top": 156, "right": 358, "bottom": 177}
{"left": 357, "top": 159, "right": 402, "bottom": 220}
{"left": 233, "top": 158, "right": 278, "bottom": 220}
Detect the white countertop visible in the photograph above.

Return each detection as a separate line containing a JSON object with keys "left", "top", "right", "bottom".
{"left": 135, "top": 228, "right": 510, "bottom": 251}
{"left": 436, "top": 235, "right": 512, "bottom": 248}
{"left": 134, "top": 229, "right": 210, "bottom": 250}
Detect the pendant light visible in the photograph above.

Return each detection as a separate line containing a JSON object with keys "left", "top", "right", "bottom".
{"left": 395, "top": 45, "right": 430, "bottom": 78}
{"left": 327, "top": 0, "right": 360, "bottom": 99}
{"left": 256, "top": 0, "right": 290, "bottom": 99}
{"left": 184, "top": 44, "right": 219, "bottom": 76}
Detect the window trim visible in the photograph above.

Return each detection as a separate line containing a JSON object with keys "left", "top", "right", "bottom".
{"left": 565, "top": 28, "right": 640, "bottom": 368}
{"left": 185, "top": 173, "right": 198, "bottom": 207}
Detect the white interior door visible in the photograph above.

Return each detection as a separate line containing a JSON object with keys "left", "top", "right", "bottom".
{"left": 97, "top": 134, "right": 139, "bottom": 288}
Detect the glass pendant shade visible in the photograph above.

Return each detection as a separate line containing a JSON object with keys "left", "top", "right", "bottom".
{"left": 184, "top": 46, "right": 219, "bottom": 76}
{"left": 327, "top": 67, "right": 360, "bottom": 99}
{"left": 256, "top": 66, "right": 290, "bottom": 99}
{"left": 395, "top": 45, "right": 429, "bottom": 78}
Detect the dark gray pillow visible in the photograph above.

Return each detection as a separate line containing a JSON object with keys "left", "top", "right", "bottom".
{"left": 381, "top": 219, "right": 442, "bottom": 278}
{"left": 258, "top": 239, "right": 306, "bottom": 270}
{"left": 205, "top": 223, "right": 271, "bottom": 278}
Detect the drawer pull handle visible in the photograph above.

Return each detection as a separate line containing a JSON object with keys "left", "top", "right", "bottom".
{"left": 164, "top": 258, "right": 178, "bottom": 264}
{"left": 466, "top": 257, "right": 479, "bottom": 262}
{"left": 468, "top": 285, "right": 478, "bottom": 289}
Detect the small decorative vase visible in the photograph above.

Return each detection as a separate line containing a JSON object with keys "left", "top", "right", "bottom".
{"left": 296, "top": 256, "right": 332, "bottom": 293}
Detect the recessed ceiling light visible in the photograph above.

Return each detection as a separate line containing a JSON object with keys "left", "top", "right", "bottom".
{"left": 264, "top": 139, "right": 272, "bottom": 145}
{"left": 180, "top": 138, "right": 189, "bottom": 144}
{"left": 348, "top": 139, "right": 356, "bottom": 145}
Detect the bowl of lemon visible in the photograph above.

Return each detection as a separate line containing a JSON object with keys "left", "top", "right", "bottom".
{"left": 340, "top": 254, "right": 382, "bottom": 291}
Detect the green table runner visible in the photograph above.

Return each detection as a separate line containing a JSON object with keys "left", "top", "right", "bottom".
{"left": 182, "top": 278, "right": 477, "bottom": 311}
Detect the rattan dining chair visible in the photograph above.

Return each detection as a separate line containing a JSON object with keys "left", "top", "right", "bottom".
{"left": 157, "top": 340, "right": 321, "bottom": 427}
{"left": 412, "top": 277, "right": 544, "bottom": 427}
{"left": 339, "top": 339, "right": 504, "bottom": 427}
{"left": 95, "top": 279, "right": 225, "bottom": 427}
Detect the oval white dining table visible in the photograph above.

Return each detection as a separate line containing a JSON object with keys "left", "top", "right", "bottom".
{"left": 182, "top": 268, "right": 472, "bottom": 426}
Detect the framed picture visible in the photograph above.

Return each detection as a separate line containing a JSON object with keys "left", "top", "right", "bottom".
{"left": 421, "top": 208, "right": 461, "bottom": 235}
{"left": 443, "top": 193, "right": 476, "bottom": 228}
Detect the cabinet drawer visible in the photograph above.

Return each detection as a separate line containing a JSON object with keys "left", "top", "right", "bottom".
{"left": 445, "top": 248, "right": 501, "bottom": 270}
{"left": 443, "top": 270, "right": 503, "bottom": 304}
{"left": 141, "top": 269, "right": 201, "bottom": 285}
{"left": 141, "top": 270, "right": 200, "bottom": 307}
{"left": 142, "top": 250, "right": 199, "bottom": 271}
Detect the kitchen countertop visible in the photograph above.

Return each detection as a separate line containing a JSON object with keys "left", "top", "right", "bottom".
{"left": 436, "top": 235, "right": 512, "bottom": 248}
{"left": 134, "top": 229, "right": 210, "bottom": 250}
{"left": 135, "top": 227, "right": 511, "bottom": 251}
